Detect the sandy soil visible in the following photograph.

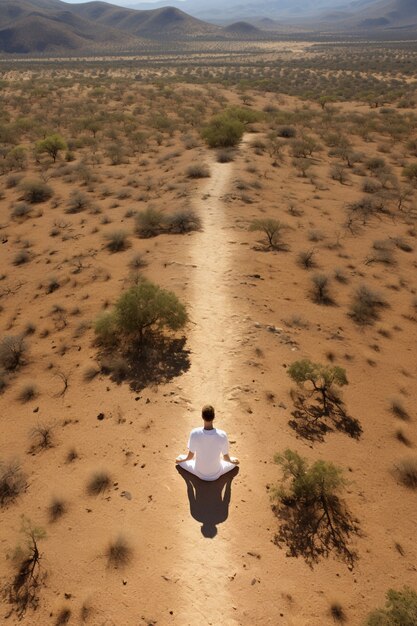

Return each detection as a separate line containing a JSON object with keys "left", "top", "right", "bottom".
{"left": 0, "top": 76, "right": 417, "bottom": 626}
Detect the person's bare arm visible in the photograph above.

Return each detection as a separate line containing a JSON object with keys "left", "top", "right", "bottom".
{"left": 223, "top": 453, "right": 239, "bottom": 465}
{"left": 175, "top": 451, "right": 194, "bottom": 464}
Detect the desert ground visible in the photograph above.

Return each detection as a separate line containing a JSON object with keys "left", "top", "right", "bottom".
{"left": 0, "top": 46, "right": 417, "bottom": 625}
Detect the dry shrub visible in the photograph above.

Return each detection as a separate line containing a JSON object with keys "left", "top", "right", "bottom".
{"left": 390, "top": 398, "right": 410, "bottom": 421}
{"left": 106, "top": 534, "right": 133, "bottom": 568}
{"left": 29, "top": 424, "right": 54, "bottom": 452}
{"left": 105, "top": 230, "right": 129, "bottom": 253}
{"left": 186, "top": 163, "right": 210, "bottom": 178}
{"left": 87, "top": 470, "right": 111, "bottom": 495}
{"left": 48, "top": 497, "right": 67, "bottom": 522}
{"left": 349, "top": 285, "right": 387, "bottom": 325}
{"left": 0, "top": 335, "right": 27, "bottom": 371}
{"left": 0, "top": 459, "right": 27, "bottom": 507}
{"left": 17, "top": 384, "right": 38, "bottom": 403}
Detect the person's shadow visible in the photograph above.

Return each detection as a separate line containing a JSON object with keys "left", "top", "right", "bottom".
{"left": 176, "top": 466, "right": 239, "bottom": 538}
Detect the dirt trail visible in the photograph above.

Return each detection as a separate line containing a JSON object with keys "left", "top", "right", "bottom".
{"left": 173, "top": 151, "right": 244, "bottom": 626}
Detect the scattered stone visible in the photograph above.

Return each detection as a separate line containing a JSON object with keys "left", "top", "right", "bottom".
{"left": 121, "top": 491, "right": 132, "bottom": 500}
{"left": 97, "top": 412, "right": 105, "bottom": 421}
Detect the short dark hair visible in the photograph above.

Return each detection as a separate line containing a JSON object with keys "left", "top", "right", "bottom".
{"left": 202, "top": 404, "right": 215, "bottom": 421}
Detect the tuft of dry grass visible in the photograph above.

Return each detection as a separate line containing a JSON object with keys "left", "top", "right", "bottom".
{"left": 48, "top": 497, "right": 67, "bottom": 522}
{"left": 330, "top": 600, "right": 347, "bottom": 622}
{"left": 390, "top": 398, "right": 410, "bottom": 421}
{"left": 395, "top": 457, "right": 417, "bottom": 489}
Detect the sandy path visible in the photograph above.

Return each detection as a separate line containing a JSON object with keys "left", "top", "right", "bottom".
{"left": 173, "top": 152, "right": 244, "bottom": 626}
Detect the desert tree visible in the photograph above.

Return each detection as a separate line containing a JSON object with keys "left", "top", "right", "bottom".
{"left": 288, "top": 359, "right": 348, "bottom": 416}
{"left": 95, "top": 279, "right": 187, "bottom": 346}
{"left": 272, "top": 449, "right": 357, "bottom": 565}
{"left": 36, "top": 134, "right": 67, "bottom": 162}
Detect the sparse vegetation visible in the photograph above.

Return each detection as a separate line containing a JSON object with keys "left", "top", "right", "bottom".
{"left": 365, "top": 587, "right": 417, "bottom": 625}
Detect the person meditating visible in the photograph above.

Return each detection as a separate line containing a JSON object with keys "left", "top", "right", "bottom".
{"left": 175, "top": 404, "right": 239, "bottom": 481}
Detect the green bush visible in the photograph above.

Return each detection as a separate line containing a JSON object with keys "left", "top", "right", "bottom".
{"left": 365, "top": 587, "right": 417, "bottom": 626}
{"left": 95, "top": 280, "right": 187, "bottom": 345}
{"left": 202, "top": 114, "right": 244, "bottom": 148}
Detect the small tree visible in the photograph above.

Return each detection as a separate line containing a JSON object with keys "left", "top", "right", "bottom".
{"left": 273, "top": 449, "right": 346, "bottom": 504}
{"left": 249, "top": 218, "right": 287, "bottom": 250}
{"left": 288, "top": 359, "right": 348, "bottom": 415}
{"left": 95, "top": 279, "right": 187, "bottom": 345}
{"left": 272, "top": 449, "right": 356, "bottom": 565}
{"left": 365, "top": 587, "right": 417, "bottom": 626}
{"left": 36, "top": 134, "right": 67, "bottom": 162}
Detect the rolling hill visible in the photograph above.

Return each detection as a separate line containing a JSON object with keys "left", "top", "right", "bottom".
{"left": 0, "top": 0, "right": 220, "bottom": 53}
{"left": 69, "top": 2, "right": 220, "bottom": 37}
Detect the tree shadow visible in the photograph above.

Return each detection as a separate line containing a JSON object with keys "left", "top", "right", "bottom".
{"left": 288, "top": 394, "right": 362, "bottom": 443}
{"left": 176, "top": 465, "right": 239, "bottom": 538}
{"left": 99, "top": 334, "right": 190, "bottom": 392}
{"left": 272, "top": 495, "right": 359, "bottom": 568}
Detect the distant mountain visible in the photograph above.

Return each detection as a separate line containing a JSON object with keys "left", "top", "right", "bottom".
{"left": 317, "top": 0, "right": 417, "bottom": 29}
{"left": 126, "top": 0, "right": 364, "bottom": 21}
{"left": 124, "top": 0, "right": 417, "bottom": 29}
{"left": 0, "top": 0, "right": 220, "bottom": 53}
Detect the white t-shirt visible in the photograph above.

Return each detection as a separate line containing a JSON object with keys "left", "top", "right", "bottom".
{"left": 188, "top": 427, "right": 229, "bottom": 480}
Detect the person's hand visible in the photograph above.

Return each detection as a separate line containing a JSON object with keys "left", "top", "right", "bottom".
{"left": 175, "top": 454, "right": 187, "bottom": 464}
{"left": 230, "top": 456, "right": 239, "bottom": 465}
